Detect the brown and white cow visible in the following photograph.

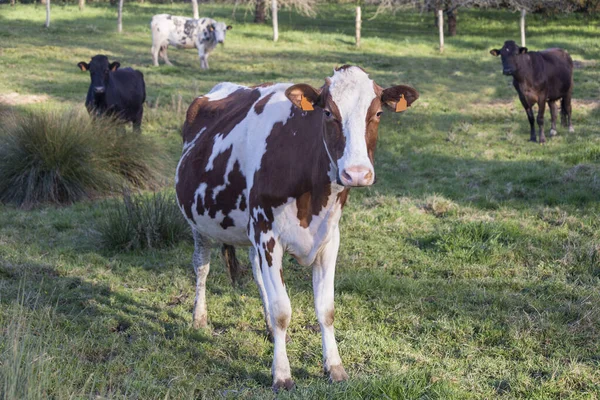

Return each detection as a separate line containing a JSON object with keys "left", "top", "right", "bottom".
{"left": 175, "top": 66, "right": 418, "bottom": 390}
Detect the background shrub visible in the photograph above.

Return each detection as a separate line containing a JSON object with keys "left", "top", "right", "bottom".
{"left": 0, "top": 109, "right": 164, "bottom": 208}
{"left": 97, "top": 190, "right": 191, "bottom": 251}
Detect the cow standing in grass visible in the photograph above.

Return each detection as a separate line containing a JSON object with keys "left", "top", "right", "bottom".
{"left": 490, "top": 40, "right": 574, "bottom": 143}
{"left": 77, "top": 55, "right": 146, "bottom": 133}
{"left": 150, "top": 14, "right": 232, "bottom": 69}
{"left": 175, "top": 66, "right": 418, "bottom": 390}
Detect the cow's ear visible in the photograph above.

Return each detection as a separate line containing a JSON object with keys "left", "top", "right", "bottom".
{"left": 519, "top": 47, "right": 528, "bottom": 54}
{"left": 109, "top": 62, "right": 120, "bottom": 71}
{"left": 490, "top": 49, "right": 500, "bottom": 56}
{"left": 78, "top": 62, "right": 89, "bottom": 71}
{"left": 285, "top": 84, "right": 322, "bottom": 111}
{"left": 226, "top": 25, "right": 232, "bottom": 30}
{"left": 381, "top": 85, "right": 419, "bottom": 113}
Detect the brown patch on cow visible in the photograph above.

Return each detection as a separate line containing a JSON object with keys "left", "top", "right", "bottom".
{"left": 324, "top": 308, "right": 334, "bottom": 326}
{"left": 279, "top": 269, "right": 284, "bottom": 285}
{"left": 177, "top": 87, "right": 260, "bottom": 224}
{"left": 262, "top": 237, "right": 276, "bottom": 267}
{"left": 365, "top": 90, "right": 383, "bottom": 164}
{"left": 336, "top": 189, "right": 350, "bottom": 208}
{"left": 254, "top": 92, "right": 274, "bottom": 115}
{"left": 276, "top": 313, "right": 289, "bottom": 329}
{"left": 250, "top": 104, "right": 335, "bottom": 245}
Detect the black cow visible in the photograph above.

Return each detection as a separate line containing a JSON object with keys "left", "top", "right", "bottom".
{"left": 490, "top": 40, "right": 574, "bottom": 143}
{"left": 77, "top": 55, "right": 146, "bottom": 133}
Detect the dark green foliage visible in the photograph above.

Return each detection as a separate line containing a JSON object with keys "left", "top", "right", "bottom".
{"left": 0, "top": 110, "right": 163, "bottom": 208}
{"left": 97, "top": 190, "right": 190, "bottom": 251}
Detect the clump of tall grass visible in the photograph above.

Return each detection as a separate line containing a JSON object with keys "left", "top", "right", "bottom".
{"left": 97, "top": 190, "right": 190, "bottom": 251}
{"left": 0, "top": 109, "right": 163, "bottom": 208}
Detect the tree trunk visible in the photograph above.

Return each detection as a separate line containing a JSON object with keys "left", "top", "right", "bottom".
{"left": 10, "top": 0, "right": 15, "bottom": 6}
{"left": 520, "top": 9, "right": 526, "bottom": 47}
{"left": 438, "top": 9, "right": 444, "bottom": 53}
{"left": 117, "top": 0, "right": 123, "bottom": 33}
{"left": 45, "top": 0, "right": 50, "bottom": 28}
{"left": 447, "top": 9, "right": 457, "bottom": 36}
{"left": 272, "top": 0, "right": 278, "bottom": 42}
{"left": 78, "top": 0, "right": 84, "bottom": 11}
{"left": 355, "top": 6, "right": 361, "bottom": 48}
{"left": 191, "top": 0, "right": 199, "bottom": 20}
{"left": 254, "top": 0, "right": 266, "bottom": 23}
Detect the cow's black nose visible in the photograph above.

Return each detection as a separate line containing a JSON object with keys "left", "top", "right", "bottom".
{"left": 94, "top": 86, "right": 105, "bottom": 93}
{"left": 503, "top": 69, "right": 513, "bottom": 75}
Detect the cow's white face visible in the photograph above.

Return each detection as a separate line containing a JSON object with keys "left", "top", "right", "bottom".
{"left": 285, "top": 66, "right": 419, "bottom": 187}
{"left": 328, "top": 67, "right": 378, "bottom": 186}
{"left": 212, "top": 22, "right": 232, "bottom": 44}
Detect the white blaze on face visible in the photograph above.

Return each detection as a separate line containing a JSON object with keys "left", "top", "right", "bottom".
{"left": 328, "top": 67, "right": 376, "bottom": 183}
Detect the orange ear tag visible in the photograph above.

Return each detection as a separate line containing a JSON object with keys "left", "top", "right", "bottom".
{"left": 395, "top": 94, "right": 408, "bottom": 112}
{"left": 300, "top": 95, "right": 314, "bottom": 111}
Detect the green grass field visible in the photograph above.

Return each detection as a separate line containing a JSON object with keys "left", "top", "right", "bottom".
{"left": 1, "top": 3, "right": 600, "bottom": 398}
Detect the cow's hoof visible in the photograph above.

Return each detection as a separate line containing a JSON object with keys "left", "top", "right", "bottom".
{"left": 569, "top": 127, "right": 575, "bottom": 133}
{"left": 549, "top": 129, "right": 557, "bottom": 136}
{"left": 328, "top": 365, "right": 349, "bottom": 383}
{"left": 272, "top": 378, "right": 295, "bottom": 392}
{"left": 529, "top": 138, "right": 537, "bottom": 143}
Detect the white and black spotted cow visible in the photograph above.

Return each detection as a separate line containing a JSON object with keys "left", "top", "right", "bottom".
{"left": 150, "top": 14, "right": 232, "bottom": 69}
{"left": 175, "top": 66, "right": 419, "bottom": 390}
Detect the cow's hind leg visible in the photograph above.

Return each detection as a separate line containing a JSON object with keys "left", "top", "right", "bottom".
{"left": 252, "top": 235, "right": 294, "bottom": 391}
{"left": 133, "top": 108, "right": 143, "bottom": 134}
{"left": 250, "top": 246, "right": 275, "bottom": 340}
{"left": 192, "top": 229, "right": 211, "bottom": 329}
{"left": 160, "top": 46, "right": 173, "bottom": 66}
{"left": 312, "top": 227, "right": 348, "bottom": 383}
{"left": 562, "top": 94, "right": 574, "bottom": 133}
{"left": 537, "top": 99, "right": 547, "bottom": 143}
{"left": 549, "top": 101, "right": 558, "bottom": 137}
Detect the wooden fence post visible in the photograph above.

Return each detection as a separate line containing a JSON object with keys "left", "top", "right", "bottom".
{"left": 355, "top": 6, "right": 361, "bottom": 48}
{"left": 438, "top": 9, "right": 444, "bottom": 53}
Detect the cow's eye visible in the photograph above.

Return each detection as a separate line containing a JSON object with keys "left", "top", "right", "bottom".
{"left": 376, "top": 111, "right": 383, "bottom": 117}
{"left": 324, "top": 110, "right": 332, "bottom": 117}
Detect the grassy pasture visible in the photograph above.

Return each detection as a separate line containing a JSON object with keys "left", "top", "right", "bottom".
{"left": 1, "top": 3, "right": 600, "bottom": 398}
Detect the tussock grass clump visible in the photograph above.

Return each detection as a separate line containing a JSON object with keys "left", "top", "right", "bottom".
{"left": 0, "top": 109, "right": 163, "bottom": 208}
{"left": 98, "top": 190, "right": 190, "bottom": 251}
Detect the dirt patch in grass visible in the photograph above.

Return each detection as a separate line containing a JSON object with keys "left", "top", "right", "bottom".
{"left": 0, "top": 92, "right": 50, "bottom": 106}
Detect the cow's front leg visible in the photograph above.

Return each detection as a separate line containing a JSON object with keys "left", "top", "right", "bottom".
{"left": 537, "top": 100, "right": 547, "bottom": 143}
{"left": 198, "top": 49, "right": 208, "bottom": 70}
{"left": 518, "top": 95, "right": 536, "bottom": 142}
{"left": 549, "top": 101, "right": 558, "bottom": 136}
{"left": 255, "top": 238, "right": 294, "bottom": 391}
{"left": 312, "top": 227, "right": 348, "bottom": 383}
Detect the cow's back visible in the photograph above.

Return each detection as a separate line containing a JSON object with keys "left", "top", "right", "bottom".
{"left": 151, "top": 14, "right": 199, "bottom": 49}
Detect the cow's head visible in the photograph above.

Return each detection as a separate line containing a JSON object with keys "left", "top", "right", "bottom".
{"left": 209, "top": 22, "right": 232, "bottom": 44}
{"left": 77, "top": 55, "right": 120, "bottom": 95}
{"left": 490, "top": 40, "right": 527, "bottom": 76}
{"left": 285, "top": 65, "right": 418, "bottom": 187}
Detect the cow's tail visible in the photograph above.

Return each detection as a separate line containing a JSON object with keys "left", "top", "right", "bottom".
{"left": 222, "top": 244, "right": 245, "bottom": 286}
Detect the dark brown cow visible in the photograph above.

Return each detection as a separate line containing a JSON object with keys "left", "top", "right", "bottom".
{"left": 175, "top": 66, "right": 418, "bottom": 390}
{"left": 490, "top": 40, "right": 574, "bottom": 143}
